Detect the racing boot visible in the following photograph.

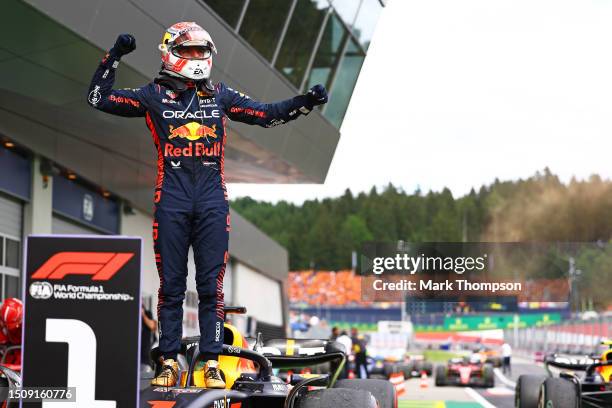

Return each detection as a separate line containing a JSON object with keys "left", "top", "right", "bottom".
{"left": 204, "top": 360, "right": 225, "bottom": 389}
{"left": 151, "top": 358, "right": 179, "bottom": 387}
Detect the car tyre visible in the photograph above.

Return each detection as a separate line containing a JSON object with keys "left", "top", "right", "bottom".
{"left": 383, "top": 362, "right": 396, "bottom": 378}
{"left": 435, "top": 365, "right": 447, "bottom": 386}
{"left": 537, "top": 378, "right": 579, "bottom": 408}
{"left": 483, "top": 365, "right": 495, "bottom": 388}
{"left": 397, "top": 362, "right": 412, "bottom": 378}
{"left": 335, "top": 379, "right": 397, "bottom": 408}
{"left": 296, "top": 388, "right": 377, "bottom": 408}
{"left": 515, "top": 375, "right": 546, "bottom": 408}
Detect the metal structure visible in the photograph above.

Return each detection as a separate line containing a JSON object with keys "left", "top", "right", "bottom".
{"left": 505, "top": 316, "right": 612, "bottom": 355}
{"left": 0, "top": 0, "right": 383, "bottom": 336}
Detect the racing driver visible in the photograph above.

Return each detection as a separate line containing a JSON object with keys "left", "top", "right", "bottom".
{"left": 87, "top": 22, "right": 328, "bottom": 388}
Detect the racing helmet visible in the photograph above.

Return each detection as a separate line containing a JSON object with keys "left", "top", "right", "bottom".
{"left": 0, "top": 298, "right": 22, "bottom": 344}
{"left": 159, "top": 22, "right": 217, "bottom": 81}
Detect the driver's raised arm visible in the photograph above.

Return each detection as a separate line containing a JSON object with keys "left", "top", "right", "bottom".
{"left": 216, "top": 83, "right": 328, "bottom": 128}
{"left": 87, "top": 34, "right": 149, "bottom": 117}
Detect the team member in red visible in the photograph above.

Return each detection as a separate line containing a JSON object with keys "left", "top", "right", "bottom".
{"left": 0, "top": 298, "right": 23, "bottom": 371}
{"left": 87, "top": 22, "right": 328, "bottom": 387}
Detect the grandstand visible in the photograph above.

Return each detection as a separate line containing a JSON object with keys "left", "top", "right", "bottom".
{"left": 288, "top": 270, "right": 369, "bottom": 307}
{"left": 287, "top": 270, "right": 571, "bottom": 332}
{"left": 287, "top": 270, "right": 401, "bottom": 330}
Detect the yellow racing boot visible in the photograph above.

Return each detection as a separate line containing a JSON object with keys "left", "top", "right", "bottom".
{"left": 204, "top": 360, "right": 225, "bottom": 389}
{"left": 151, "top": 359, "right": 179, "bottom": 387}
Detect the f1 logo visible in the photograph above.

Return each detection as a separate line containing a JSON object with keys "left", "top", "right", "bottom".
{"left": 31, "top": 252, "right": 134, "bottom": 281}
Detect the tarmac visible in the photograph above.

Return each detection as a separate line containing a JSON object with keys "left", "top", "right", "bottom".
{"left": 398, "top": 357, "right": 546, "bottom": 408}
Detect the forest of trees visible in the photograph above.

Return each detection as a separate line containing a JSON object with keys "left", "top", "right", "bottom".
{"left": 232, "top": 169, "right": 612, "bottom": 274}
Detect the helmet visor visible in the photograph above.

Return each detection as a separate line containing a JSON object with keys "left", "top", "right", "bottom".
{"left": 172, "top": 29, "right": 216, "bottom": 52}
{"left": 172, "top": 45, "right": 212, "bottom": 60}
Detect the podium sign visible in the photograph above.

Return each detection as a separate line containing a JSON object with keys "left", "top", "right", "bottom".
{"left": 22, "top": 236, "right": 142, "bottom": 407}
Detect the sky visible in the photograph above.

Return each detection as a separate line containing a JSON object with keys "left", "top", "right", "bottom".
{"left": 228, "top": 0, "right": 612, "bottom": 204}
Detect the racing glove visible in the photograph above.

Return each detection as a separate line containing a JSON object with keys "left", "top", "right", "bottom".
{"left": 305, "top": 84, "right": 328, "bottom": 109}
{"left": 109, "top": 34, "right": 136, "bottom": 59}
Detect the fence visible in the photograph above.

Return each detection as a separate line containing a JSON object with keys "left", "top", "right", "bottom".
{"left": 504, "top": 316, "right": 612, "bottom": 355}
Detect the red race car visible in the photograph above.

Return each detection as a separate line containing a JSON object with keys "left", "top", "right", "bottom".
{"left": 435, "top": 355, "right": 494, "bottom": 388}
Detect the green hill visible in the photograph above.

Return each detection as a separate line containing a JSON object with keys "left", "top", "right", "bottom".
{"left": 232, "top": 169, "right": 612, "bottom": 272}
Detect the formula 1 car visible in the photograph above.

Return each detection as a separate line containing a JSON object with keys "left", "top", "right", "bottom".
{"left": 406, "top": 355, "right": 434, "bottom": 377}
{"left": 515, "top": 341, "right": 612, "bottom": 408}
{"left": 435, "top": 355, "right": 494, "bottom": 388}
{"left": 369, "top": 355, "right": 433, "bottom": 379}
{"left": 140, "top": 306, "right": 397, "bottom": 408}
{"left": 481, "top": 346, "right": 503, "bottom": 368}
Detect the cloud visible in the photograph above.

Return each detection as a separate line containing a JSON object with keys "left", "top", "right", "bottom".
{"left": 229, "top": 0, "right": 612, "bottom": 204}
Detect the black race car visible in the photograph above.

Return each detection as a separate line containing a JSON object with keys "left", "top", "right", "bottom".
{"left": 139, "top": 306, "right": 397, "bottom": 408}
{"left": 368, "top": 355, "right": 433, "bottom": 379}
{"left": 0, "top": 306, "right": 397, "bottom": 408}
{"left": 515, "top": 345, "right": 612, "bottom": 408}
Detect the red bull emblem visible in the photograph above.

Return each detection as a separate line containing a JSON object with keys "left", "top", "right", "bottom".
{"left": 164, "top": 142, "right": 221, "bottom": 158}
{"left": 168, "top": 122, "right": 217, "bottom": 141}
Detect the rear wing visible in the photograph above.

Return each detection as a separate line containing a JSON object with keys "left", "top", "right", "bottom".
{"left": 545, "top": 354, "right": 598, "bottom": 372}
{"left": 260, "top": 338, "right": 346, "bottom": 369}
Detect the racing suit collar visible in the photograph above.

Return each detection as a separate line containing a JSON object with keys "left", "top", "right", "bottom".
{"left": 154, "top": 74, "right": 215, "bottom": 94}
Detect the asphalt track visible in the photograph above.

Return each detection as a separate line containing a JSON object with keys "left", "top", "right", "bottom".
{"left": 398, "top": 357, "right": 546, "bottom": 408}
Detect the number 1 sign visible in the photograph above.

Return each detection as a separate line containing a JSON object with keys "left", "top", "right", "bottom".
{"left": 22, "top": 236, "right": 142, "bottom": 408}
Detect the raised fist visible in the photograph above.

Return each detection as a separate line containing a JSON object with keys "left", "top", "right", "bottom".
{"left": 111, "top": 34, "right": 136, "bottom": 57}
{"left": 306, "top": 84, "right": 328, "bottom": 107}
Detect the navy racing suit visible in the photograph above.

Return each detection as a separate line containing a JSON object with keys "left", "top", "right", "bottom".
{"left": 87, "top": 49, "right": 316, "bottom": 361}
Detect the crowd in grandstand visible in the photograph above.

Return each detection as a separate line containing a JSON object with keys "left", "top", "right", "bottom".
{"left": 287, "top": 270, "right": 367, "bottom": 306}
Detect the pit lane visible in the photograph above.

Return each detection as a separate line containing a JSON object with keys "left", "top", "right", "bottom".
{"left": 397, "top": 357, "right": 546, "bottom": 408}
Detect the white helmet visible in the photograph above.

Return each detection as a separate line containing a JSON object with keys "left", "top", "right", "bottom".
{"left": 159, "top": 22, "right": 217, "bottom": 81}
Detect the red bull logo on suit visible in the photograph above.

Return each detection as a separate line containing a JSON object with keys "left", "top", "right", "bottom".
{"left": 164, "top": 142, "right": 221, "bottom": 158}
{"left": 168, "top": 122, "right": 218, "bottom": 141}
{"left": 165, "top": 122, "right": 221, "bottom": 157}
